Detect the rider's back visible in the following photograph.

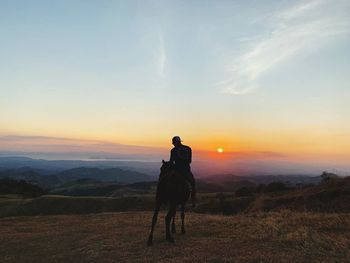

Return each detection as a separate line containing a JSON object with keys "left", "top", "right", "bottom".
{"left": 170, "top": 144, "right": 192, "bottom": 172}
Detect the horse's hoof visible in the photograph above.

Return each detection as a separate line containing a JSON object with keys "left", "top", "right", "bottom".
{"left": 181, "top": 230, "right": 186, "bottom": 234}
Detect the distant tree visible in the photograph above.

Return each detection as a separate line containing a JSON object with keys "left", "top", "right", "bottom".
{"left": 320, "top": 171, "right": 339, "bottom": 182}
{"left": 215, "top": 193, "right": 227, "bottom": 215}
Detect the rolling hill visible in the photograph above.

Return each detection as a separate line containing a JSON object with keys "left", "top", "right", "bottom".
{"left": 247, "top": 176, "right": 350, "bottom": 213}
{"left": 55, "top": 167, "right": 154, "bottom": 184}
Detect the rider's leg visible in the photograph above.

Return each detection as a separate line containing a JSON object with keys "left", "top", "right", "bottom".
{"left": 186, "top": 171, "right": 196, "bottom": 207}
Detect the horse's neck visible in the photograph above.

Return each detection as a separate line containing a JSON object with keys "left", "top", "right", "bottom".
{"left": 159, "top": 170, "right": 176, "bottom": 182}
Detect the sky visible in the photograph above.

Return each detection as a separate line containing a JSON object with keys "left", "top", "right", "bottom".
{"left": 1, "top": 0, "right": 350, "bottom": 173}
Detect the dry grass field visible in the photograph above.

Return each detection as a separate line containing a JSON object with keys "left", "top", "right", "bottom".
{"left": 1, "top": 210, "right": 350, "bottom": 263}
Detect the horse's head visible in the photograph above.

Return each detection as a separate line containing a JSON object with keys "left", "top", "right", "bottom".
{"left": 160, "top": 160, "right": 174, "bottom": 176}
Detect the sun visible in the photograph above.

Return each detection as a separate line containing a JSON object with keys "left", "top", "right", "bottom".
{"left": 217, "top": 148, "right": 224, "bottom": 153}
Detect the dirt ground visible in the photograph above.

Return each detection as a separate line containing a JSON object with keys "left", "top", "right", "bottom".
{"left": 1, "top": 211, "right": 350, "bottom": 263}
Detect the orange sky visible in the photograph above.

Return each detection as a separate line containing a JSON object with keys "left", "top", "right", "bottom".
{"left": 1, "top": 0, "right": 350, "bottom": 172}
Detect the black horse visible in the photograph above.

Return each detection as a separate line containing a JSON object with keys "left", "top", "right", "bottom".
{"left": 147, "top": 160, "right": 190, "bottom": 246}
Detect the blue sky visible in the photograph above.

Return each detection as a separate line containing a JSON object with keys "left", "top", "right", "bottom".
{"left": 1, "top": 0, "right": 350, "bottom": 160}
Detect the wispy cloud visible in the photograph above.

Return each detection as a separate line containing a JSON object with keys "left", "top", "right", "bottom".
{"left": 157, "top": 33, "right": 167, "bottom": 77}
{"left": 0, "top": 135, "right": 167, "bottom": 155}
{"left": 219, "top": 0, "right": 350, "bottom": 95}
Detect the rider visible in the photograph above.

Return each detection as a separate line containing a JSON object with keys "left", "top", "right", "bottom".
{"left": 169, "top": 136, "right": 196, "bottom": 207}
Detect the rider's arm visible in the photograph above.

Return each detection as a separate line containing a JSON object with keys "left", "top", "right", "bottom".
{"left": 169, "top": 148, "right": 175, "bottom": 164}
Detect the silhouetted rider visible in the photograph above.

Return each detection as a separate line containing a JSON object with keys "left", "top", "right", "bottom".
{"left": 169, "top": 136, "right": 196, "bottom": 207}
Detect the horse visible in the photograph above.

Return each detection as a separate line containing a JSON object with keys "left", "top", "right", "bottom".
{"left": 147, "top": 160, "right": 190, "bottom": 246}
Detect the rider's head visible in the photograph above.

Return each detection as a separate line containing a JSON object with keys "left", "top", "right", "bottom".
{"left": 172, "top": 136, "right": 182, "bottom": 147}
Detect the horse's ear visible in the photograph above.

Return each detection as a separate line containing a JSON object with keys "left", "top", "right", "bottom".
{"left": 162, "top": 160, "right": 165, "bottom": 164}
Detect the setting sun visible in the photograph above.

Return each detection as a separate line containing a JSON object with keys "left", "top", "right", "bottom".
{"left": 217, "top": 148, "right": 224, "bottom": 153}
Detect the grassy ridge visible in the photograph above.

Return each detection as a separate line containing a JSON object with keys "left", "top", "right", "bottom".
{"left": 1, "top": 211, "right": 349, "bottom": 263}
{"left": 0, "top": 195, "right": 155, "bottom": 218}
{"left": 1, "top": 177, "right": 349, "bottom": 218}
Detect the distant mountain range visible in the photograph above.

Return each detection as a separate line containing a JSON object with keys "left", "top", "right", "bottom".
{"left": 0, "top": 156, "right": 325, "bottom": 197}
{"left": 0, "top": 156, "right": 158, "bottom": 174}
{"left": 0, "top": 158, "right": 156, "bottom": 190}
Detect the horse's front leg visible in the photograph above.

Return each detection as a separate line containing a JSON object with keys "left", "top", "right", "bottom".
{"left": 165, "top": 204, "right": 177, "bottom": 243}
{"left": 181, "top": 203, "right": 186, "bottom": 234}
{"left": 171, "top": 209, "right": 177, "bottom": 234}
{"left": 147, "top": 201, "right": 160, "bottom": 246}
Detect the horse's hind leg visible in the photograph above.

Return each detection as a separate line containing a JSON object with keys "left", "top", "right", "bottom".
{"left": 171, "top": 210, "right": 177, "bottom": 234}
{"left": 165, "top": 204, "right": 177, "bottom": 243}
{"left": 181, "top": 204, "right": 186, "bottom": 234}
{"left": 147, "top": 202, "right": 160, "bottom": 246}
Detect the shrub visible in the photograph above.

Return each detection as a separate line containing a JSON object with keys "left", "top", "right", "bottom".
{"left": 0, "top": 178, "right": 46, "bottom": 197}
{"left": 235, "top": 187, "right": 255, "bottom": 197}
{"left": 264, "top": 182, "right": 289, "bottom": 193}
{"left": 320, "top": 171, "right": 339, "bottom": 182}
